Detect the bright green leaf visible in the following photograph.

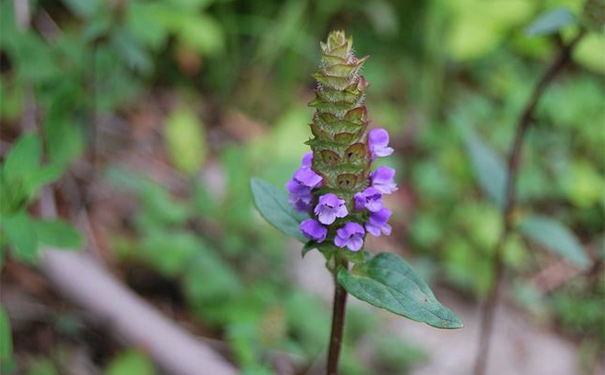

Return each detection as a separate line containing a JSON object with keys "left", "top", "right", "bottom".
{"left": 164, "top": 107, "right": 206, "bottom": 176}
{"left": 34, "top": 220, "right": 84, "bottom": 250}
{"left": 4, "top": 133, "right": 41, "bottom": 184}
{"left": 3, "top": 211, "right": 38, "bottom": 263}
{"left": 525, "top": 8, "right": 576, "bottom": 37}
{"left": 0, "top": 305, "right": 12, "bottom": 367}
{"left": 519, "top": 215, "right": 590, "bottom": 268}
{"left": 338, "top": 253, "right": 463, "bottom": 329}
{"left": 250, "top": 178, "right": 307, "bottom": 243}
{"left": 106, "top": 350, "right": 157, "bottom": 375}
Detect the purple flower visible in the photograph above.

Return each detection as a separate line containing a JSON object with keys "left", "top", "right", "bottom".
{"left": 301, "top": 152, "right": 313, "bottom": 168}
{"left": 369, "top": 128, "right": 394, "bottom": 157}
{"left": 334, "top": 222, "right": 365, "bottom": 252}
{"left": 287, "top": 185, "right": 313, "bottom": 212}
{"left": 293, "top": 166, "right": 322, "bottom": 189}
{"left": 286, "top": 158, "right": 323, "bottom": 213}
{"left": 365, "top": 208, "right": 392, "bottom": 237}
{"left": 370, "top": 166, "right": 397, "bottom": 194}
{"left": 300, "top": 219, "right": 328, "bottom": 242}
{"left": 314, "top": 193, "right": 348, "bottom": 225}
{"left": 354, "top": 187, "right": 383, "bottom": 212}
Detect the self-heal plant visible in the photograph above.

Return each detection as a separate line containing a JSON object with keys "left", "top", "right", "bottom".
{"left": 251, "top": 31, "right": 462, "bottom": 375}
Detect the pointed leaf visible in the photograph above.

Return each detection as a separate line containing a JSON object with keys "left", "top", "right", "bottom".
{"left": 338, "top": 253, "right": 463, "bottom": 329}
{"left": 525, "top": 8, "right": 576, "bottom": 37}
{"left": 3, "top": 211, "right": 38, "bottom": 263}
{"left": 4, "top": 134, "right": 41, "bottom": 184}
{"left": 250, "top": 178, "right": 308, "bottom": 242}
{"left": 462, "top": 127, "right": 507, "bottom": 208}
{"left": 34, "top": 219, "right": 84, "bottom": 250}
{"left": 519, "top": 215, "right": 590, "bottom": 268}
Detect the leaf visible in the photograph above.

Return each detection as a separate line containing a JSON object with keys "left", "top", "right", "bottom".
{"left": 164, "top": 107, "right": 206, "bottom": 176}
{"left": 4, "top": 133, "right": 41, "bottom": 184}
{"left": 34, "top": 220, "right": 84, "bottom": 250}
{"left": 338, "top": 253, "right": 463, "bottom": 329}
{"left": 525, "top": 8, "right": 576, "bottom": 37}
{"left": 106, "top": 350, "right": 157, "bottom": 375}
{"left": 250, "top": 178, "right": 308, "bottom": 243}
{"left": 519, "top": 215, "right": 590, "bottom": 268}
{"left": 301, "top": 241, "right": 318, "bottom": 257}
{"left": 3, "top": 211, "right": 38, "bottom": 263}
{"left": 0, "top": 305, "right": 12, "bottom": 366}
{"left": 461, "top": 126, "right": 507, "bottom": 208}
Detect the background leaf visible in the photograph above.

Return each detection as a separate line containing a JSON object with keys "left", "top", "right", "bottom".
{"left": 519, "top": 215, "right": 590, "bottom": 268}
{"left": 164, "top": 107, "right": 206, "bottom": 176}
{"left": 34, "top": 220, "right": 84, "bottom": 250}
{"left": 0, "top": 305, "right": 12, "bottom": 366}
{"left": 4, "top": 133, "right": 41, "bottom": 184}
{"left": 3, "top": 212, "right": 38, "bottom": 263}
{"left": 525, "top": 8, "right": 576, "bottom": 37}
{"left": 106, "top": 350, "right": 157, "bottom": 375}
{"left": 250, "top": 178, "right": 307, "bottom": 242}
{"left": 460, "top": 125, "right": 507, "bottom": 208}
{"left": 338, "top": 253, "right": 463, "bottom": 329}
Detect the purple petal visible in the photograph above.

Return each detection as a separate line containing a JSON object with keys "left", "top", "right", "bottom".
{"left": 335, "top": 222, "right": 365, "bottom": 251}
{"left": 300, "top": 219, "right": 327, "bottom": 242}
{"left": 347, "top": 236, "right": 364, "bottom": 252}
{"left": 294, "top": 167, "right": 322, "bottom": 188}
{"left": 314, "top": 193, "right": 348, "bottom": 225}
{"left": 317, "top": 209, "right": 337, "bottom": 225}
{"left": 369, "top": 128, "right": 394, "bottom": 157}
{"left": 366, "top": 208, "right": 393, "bottom": 237}
{"left": 301, "top": 152, "right": 313, "bottom": 168}
{"left": 371, "top": 166, "right": 397, "bottom": 194}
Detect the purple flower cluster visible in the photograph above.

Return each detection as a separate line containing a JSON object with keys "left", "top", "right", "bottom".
{"left": 287, "top": 128, "right": 397, "bottom": 252}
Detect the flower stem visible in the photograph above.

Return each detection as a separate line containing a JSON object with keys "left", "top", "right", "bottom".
{"left": 327, "top": 256, "right": 348, "bottom": 375}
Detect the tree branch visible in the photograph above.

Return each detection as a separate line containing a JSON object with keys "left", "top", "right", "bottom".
{"left": 473, "top": 32, "right": 584, "bottom": 375}
{"left": 38, "top": 189, "right": 239, "bottom": 375}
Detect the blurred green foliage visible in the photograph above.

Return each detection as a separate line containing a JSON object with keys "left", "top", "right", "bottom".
{"left": 1, "top": 0, "right": 604, "bottom": 372}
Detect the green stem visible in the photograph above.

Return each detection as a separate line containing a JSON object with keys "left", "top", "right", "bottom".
{"left": 327, "top": 256, "right": 348, "bottom": 375}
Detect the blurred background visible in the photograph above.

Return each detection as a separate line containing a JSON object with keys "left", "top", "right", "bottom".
{"left": 0, "top": 0, "right": 604, "bottom": 374}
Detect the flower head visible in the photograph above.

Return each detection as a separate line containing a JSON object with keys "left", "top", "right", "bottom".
{"left": 354, "top": 187, "right": 383, "bottom": 212}
{"left": 369, "top": 128, "right": 394, "bottom": 158}
{"left": 370, "top": 166, "right": 397, "bottom": 194}
{"left": 314, "top": 193, "right": 348, "bottom": 225}
{"left": 365, "top": 208, "right": 392, "bottom": 237}
{"left": 300, "top": 219, "right": 328, "bottom": 242}
{"left": 334, "top": 222, "right": 365, "bottom": 252}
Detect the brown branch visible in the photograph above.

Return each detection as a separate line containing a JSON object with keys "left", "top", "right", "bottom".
{"left": 38, "top": 189, "right": 240, "bottom": 375}
{"left": 326, "top": 257, "right": 348, "bottom": 375}
{"left": 473, "top": 32, "right": 584, "bottom": 375}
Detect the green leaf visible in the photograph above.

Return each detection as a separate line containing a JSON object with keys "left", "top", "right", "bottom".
{"left": 519, "top": 215, "right": 590, "bottom": 268}
{"left": 3, "top": 211, "right": 38, "bottom": 263}
{"left": 525, "top": 8, "right": 576, "bottom": 37}
{"left": 301, "top": 241, "right": 318, "bottom": 257}
{"left": 0, "top": 305, "right": 12, "bottom": 366}
{"left": 164, "top": 107, "right": 206, "bottom": 176}
{"left": 34, "top": 220, "right": 84, "bottom": 250}
{"left": 461, "top": 126, "right": 507, "bottom": 208}
{"left": 338, "top": 253, "right": 463, "bottom": 329}
{"left": 250, "top": 178, "right": 307, "bottom": 243}
{"left": 4, "top": 133, "right": 41, "bottom": 184}
{"left": 106, "top": 350, "right": 157, "bottom": 375}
